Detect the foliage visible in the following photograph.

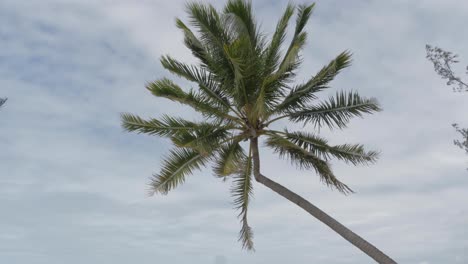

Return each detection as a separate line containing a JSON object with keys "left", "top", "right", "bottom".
{"left": 426, "top": 44, "right": 468, "bottom": 92}
{"left": 426, "top": 45, "right": 468, "bottom": 164}
{"left": 122, "top": 0, "right": 381, "bottom": 250}
{"left": 0, "top": 98, "right": 6, "bottom": 109}
{"left": 453, "top": 124, "right": 468, "bottom": 155}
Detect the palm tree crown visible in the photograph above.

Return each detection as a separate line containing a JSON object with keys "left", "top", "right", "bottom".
{"left": 122, "top": 0, "right": 381, "bottom": 253}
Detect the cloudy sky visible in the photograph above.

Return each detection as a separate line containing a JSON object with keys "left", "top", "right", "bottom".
{"left": 1, "top": 0, "right": 467, "bottom": 263}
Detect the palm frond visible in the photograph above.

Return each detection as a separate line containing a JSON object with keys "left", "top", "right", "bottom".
{"left": 176, "top": 19, "right": 212, "bottom": 67}
{"left": 121, "top": 113, "right": 233, "bottom": 139}
{"left": 231, "top": 146, "right": 254, "bottom": 250}
{"left": 170, "top": 125, "right": 232, "bottom": 154}
{"left": 213, "top": 139, "right": 246, "bottom": 178}
{"left": 222, "top": 43, "right": 248, "bottom": 107}
{"left": 277, "top": 31, "right": 306, "bottom": 76}
{"left": 262, "top": 3, "right": 295, "bottom": 76}
{"left": 281, "top": 130, "right": 379, "bottom": 165}
{"left": 160, "top": 56, "right": 211, "bottom": 84}
{"left": 274, "top": 51, "right": 352, "bottom": 113}
{"left": 294, "top": 4, "right": 315, "bottom": 36}
{"left": 253, "top": 5, "right": 313, "bottom": 120}
{"left": 160, "top": 57, "right": 228, "bottom": 104}
{"left": 186, "top": 2, "right": 239, "bottom": 88}
{"left": 253, "top": 57, "right": 299, "bottom": 120}
{"left": 186, "top": 2, "right": 230, "bottom": 49}
{"left": 223, "top": 0, "right": 266, "bottom": 101}
{"left": 287, "top": 91, "right": 381, "bottom": 129}
{"left": 277, "top": 3, "right": 315, "bottom": 72}
{"left": 150, "top": 148, "right": 211, "bottom": 195}
{"left": 223, "top": 0, "right": 261, "bottom": 52}
{"left": 265, "top": 134, "right": 353, "bottom": 194}
{"left": 146, "top": 78, "right": 240, "bottom": 122}
{"left": 176, "top": 17, "right": 237, "bottom": 93}
{"left": 252, "top": 4, "right": 296, "bottom": 121}
{"left": 238, "top": 212, "right": 254, "bottom": 250}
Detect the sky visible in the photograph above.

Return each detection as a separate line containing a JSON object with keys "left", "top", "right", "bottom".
{"left": 1, "top": 0, "right": 467, "bottom": 263}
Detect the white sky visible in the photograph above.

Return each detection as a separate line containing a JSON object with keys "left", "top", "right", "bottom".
{"left": 1, "top": 0, "right": 467, "bottom": 263}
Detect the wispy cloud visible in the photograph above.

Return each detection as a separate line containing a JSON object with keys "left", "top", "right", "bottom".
{"left": 1, "top": 0, "right": 467, "bottom": 263}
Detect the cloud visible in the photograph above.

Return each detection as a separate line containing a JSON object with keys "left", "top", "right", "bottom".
{"left": 1, "top": 0, "right": 467, "bottom": 263}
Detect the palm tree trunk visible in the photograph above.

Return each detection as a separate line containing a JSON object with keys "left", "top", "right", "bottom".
{"left": 250, "top": 137, "right": 397, "bottom": 264}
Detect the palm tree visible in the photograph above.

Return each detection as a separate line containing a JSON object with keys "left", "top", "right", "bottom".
{"left": 121, "top": 1, "right": 397, "bottom": 263}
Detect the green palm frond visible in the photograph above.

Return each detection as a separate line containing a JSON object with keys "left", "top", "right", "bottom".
{"left": 277, "top": 3, "right": 315, "bottom": 73}
{"left": 265, "top": 134, "right": 353, "bottom": 194}
{"left": 274, "top": 51, "right": 352, "bottom": 114}
{"left": 159, "top": 56, "right": 236, "bottom": 110}
{"left": 185, "top": 2, "right": 237, "bottom": 84}
{"left": 222, "top": 42, "right": 249, "bottom": 107}
{"left": 223, "top": 0, "right": 265, "bottom": 101}
{"left": 223, "top": 0, "right": 261, "bottom": 53}
{"left": 278, "top": 130, "right": 379, "bottom": 165}
{"left": 252, "top": 4, "right": 314, "bottom": 121}
{"left": 239, "top": 213, "right": 254, "bottom": 250}
{"left": 277, "top": 31, "right": 306, "bottom": 76}
{"left": 121, "top": 113, "right": 206, "bottom": 137}
{"left": 186, "top": 2, "right": 230, "bottom": 49}
{"left": 145, "top": 78, "right": 240, "bottom": 123}
{"left": 287, "top": 91, "right": 381, "bottom": 129}
{"left": 150, "top": 148, "right": 211, "bottom": 195}
{"left": 170, "top": 125, "right": 232, "bottom": 154}
{"left": 262, "top": 4, "right": 295, "bottom": 77}
{"left": 253, "top": 63, "right": 297, "bottom": 121}
{"left": 157, "top": 58, "right": 245, "bottom": 118}
{"left": 176, "top": 18, "right": 236, "bottom": 92}
{"left": 231, "top": 146, "right": 254, "bottom": 250}
{"left": 294, "top": 4, "right": 315, "bottom": 36}
{"left": 160, "top": 56, "right": 214, "bottom": 85}
{"left": 252, "top": 3, "right": 296, "bottom": 121}
{"left": 213, "top": 139, "right": 246, "bottom": 178}
{"left": 176, "top": 19, "right": 212, "bottom": 67}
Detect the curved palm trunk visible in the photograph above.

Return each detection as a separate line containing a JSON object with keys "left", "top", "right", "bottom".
{"left": 250, "top": 138, "right": 397, "bottom": 264}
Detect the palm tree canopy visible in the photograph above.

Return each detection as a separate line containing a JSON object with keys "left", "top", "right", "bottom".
{"left": 122, "top": 0, "right": 381, "bottom": 250}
